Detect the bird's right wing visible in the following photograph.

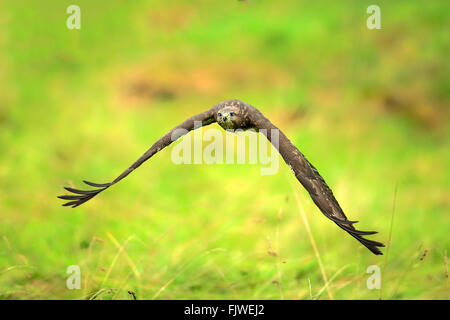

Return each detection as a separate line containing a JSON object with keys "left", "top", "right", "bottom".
{"left": 58, "top": 106, "right": 219, "bottom": 208}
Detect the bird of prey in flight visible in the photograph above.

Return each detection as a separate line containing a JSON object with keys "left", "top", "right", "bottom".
{"left": 58, "top": 99, "right": 384, "bottom": 255}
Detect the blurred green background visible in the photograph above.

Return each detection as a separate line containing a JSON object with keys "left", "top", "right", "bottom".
{"left": 0, "top": 0, "right": 448, "bottom": 300}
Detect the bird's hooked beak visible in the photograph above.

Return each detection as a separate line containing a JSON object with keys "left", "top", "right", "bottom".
{"left": 218, "top": 112, "right": 230, "bottom": 122}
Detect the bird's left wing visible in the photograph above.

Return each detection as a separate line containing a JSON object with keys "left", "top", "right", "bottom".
{"left": 58, "top": 106, "right": 219, "bottom": 208}
{"left": 247, "top": 106, "right": 384, "bottom": 255}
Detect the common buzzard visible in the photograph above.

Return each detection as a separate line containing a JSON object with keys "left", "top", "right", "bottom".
{"left": 58, "top": 99, "right": 384, "bottom": 255}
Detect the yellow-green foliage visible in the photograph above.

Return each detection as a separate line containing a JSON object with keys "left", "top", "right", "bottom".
{"left": 0, "top": 0, "right": 448, "bottom": 299}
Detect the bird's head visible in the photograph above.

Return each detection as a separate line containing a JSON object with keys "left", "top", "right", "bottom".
{"left": 217, "top": 106, "right": 242, "bottom": 130}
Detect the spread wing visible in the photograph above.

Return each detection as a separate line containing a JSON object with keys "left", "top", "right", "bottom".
{"left": 58, "top": 106, "right": 218, "bottom": 208}
{"left": 247, "top": 107, "right": 384, "bottom": 255}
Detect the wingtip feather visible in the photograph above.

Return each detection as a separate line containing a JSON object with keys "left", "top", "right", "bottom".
{"left": 58, "top": 180, "right": 112, "bottom": 208}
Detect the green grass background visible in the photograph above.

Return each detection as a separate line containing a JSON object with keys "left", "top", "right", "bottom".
{"left": 0, "top": 0, "right": 448, "bottom": 299}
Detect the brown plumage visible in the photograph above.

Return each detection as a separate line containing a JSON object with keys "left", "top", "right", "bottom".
{"left": 58, "top": 99, "right": 384, "bottom": 255}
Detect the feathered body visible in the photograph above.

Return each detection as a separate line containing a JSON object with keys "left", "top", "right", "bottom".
{"left": 59, "top": 99, "right": 384, "bottom": 255}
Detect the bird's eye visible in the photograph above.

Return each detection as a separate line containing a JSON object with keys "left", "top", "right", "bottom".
{"left": 218, "top": 113, "right": 222, "bottom": 117}
{"left": 230, "top": 112, "right": 235, "bottom": 116}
